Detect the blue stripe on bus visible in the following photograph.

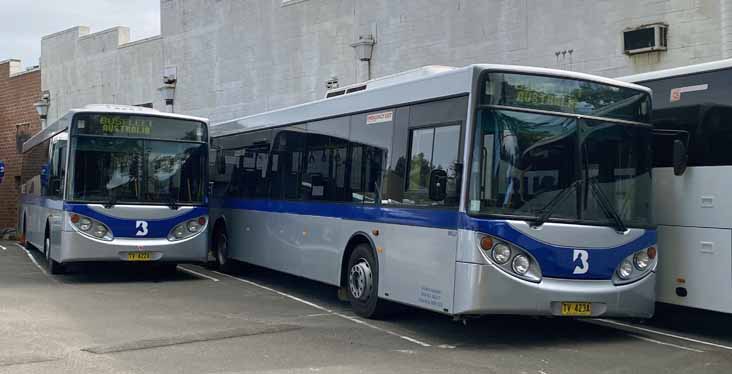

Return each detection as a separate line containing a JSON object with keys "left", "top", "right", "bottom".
{"left": 461, "top": 216, "right": 656, "bottom": 280}
{"left": 218, "top": 198, "right": 460, "bottom": 229}
{"left": 219, "top": 198, "right": 655, "bottom": 280}
{"left": 64, "top": 204, "right": 208, "bottom": 239}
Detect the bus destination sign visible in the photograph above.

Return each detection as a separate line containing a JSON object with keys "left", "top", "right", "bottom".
{"left": 98, "top": 116, "right": 153, "bottom": 136}
{"left": 73, "top": 113, "right": 207, "bottom": 142}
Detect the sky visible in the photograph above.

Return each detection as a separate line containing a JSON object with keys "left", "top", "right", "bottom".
{"left": 0, "top": 0, "right": 160, "bottom": 68}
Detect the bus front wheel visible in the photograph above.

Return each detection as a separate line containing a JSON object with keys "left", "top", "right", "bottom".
{"left": 213, "top": 229, "right": 235, "bottom": 273}
{"left": 347, "top": 244, "right": 389, "bottom": 319}
{"left": 44, "top": 233, "right": 64, "bottom": 275}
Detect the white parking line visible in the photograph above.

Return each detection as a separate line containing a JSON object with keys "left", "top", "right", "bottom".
{"left": 0, "top": 244, "right": 6, "bottom": 251}
{"left": 14, "top": 243, "right": 49, "bottom": 276}
{"left": 594, "top": 319, "right": 732, "bottom": 351}
{"left": 628, "top": 333, "right": 703, "bottom": 353}
{"left": 212, "top": 270, "right": 434, "bottom": 348}
{"left": 177, "top": 266, "right": 220, "bottom": 282}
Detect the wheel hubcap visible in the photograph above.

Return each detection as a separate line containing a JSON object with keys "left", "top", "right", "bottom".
{"left": 349, "top": 258, "right": 373, "bottom": 301}
{"left": 45, "top": 238, "right": 50, "bottom": 258}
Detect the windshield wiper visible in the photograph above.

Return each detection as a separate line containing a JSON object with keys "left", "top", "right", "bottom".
{"left": 581, "top": 142, "right": 627, "bottom": 232}
{"left": 167, "top": 196, "right": 179, "bottom": 210}
{"left": 587, "top": 177, "right": 627, "bottom": 232}
{"left": 532, "top": 179, "right": 581, "bottom": 226}
{"left": 103, "top": 194, "right": 117, "bottom": 209}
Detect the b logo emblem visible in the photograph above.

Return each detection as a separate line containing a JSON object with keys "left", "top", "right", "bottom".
{"left": 135, "top": 220, "right": 149, "bottom": 236}
{"left": 573, "top": 250, "right": 589, "bottom": 275}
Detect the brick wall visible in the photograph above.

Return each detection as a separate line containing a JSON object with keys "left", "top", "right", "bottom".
{"left": 0, "top": 60, "right": 41, "bottom": 230}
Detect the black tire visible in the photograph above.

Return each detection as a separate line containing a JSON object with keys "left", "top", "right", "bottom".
{"left": 44, "top": 232, "right": 64, "bottom": 275}
{"left": 21, "top": 217, "right": 32, "bottom": 250}
{"left": 346, "top": 243, "right": 389, "bottom": 319}
{"left": 213, "top": 228, "right": 235, "bottom": 273}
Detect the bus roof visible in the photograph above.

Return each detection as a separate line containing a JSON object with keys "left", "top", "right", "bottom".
{"left": 211, "top": 64, "right": 650, "bottom": 138}
{"left": 22, "top": 104, "right": 208, "bottom": 153}
{"left": 617, "top": 58, "right": 732, "bottom": 83}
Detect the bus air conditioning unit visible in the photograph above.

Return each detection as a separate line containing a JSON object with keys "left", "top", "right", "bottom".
{"left": 624, "top": 23, "right": 668, "bottom": 55}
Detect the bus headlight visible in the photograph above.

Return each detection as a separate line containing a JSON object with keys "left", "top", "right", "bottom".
{"left": 70, "top": 213, "right": 113, "bottom": 241}
{"left": 617, "top": 260, "right": 633, "bottom": 280}
{"left": 613, "top": 246, "right": 657, "bottom": 285}
{"left": 477, "top": 234, "right": 542, "bottom": 283}
{"left": 512, "top": 254, "right": 530, "bottom": 275}
{"left": 79, "top": 218, "right": 92, "bottom": 232}
{"left": 168, "top": 216, "right": 207, "bottom": 241}
{"left": 633, "top": 249, "right": 652, "bottom": 271}
{"left": 492, "top": 244, "right": 511, "bottom": 264}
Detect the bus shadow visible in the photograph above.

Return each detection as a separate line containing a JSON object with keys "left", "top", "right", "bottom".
{"left": 225, "top": 262, "right": 637, "bottom": 350}
{"left": 56, "top": 263, "right": 201, "bottom": 284}
{"left": 647, "top": 303, "right": 732, "bottom": 341}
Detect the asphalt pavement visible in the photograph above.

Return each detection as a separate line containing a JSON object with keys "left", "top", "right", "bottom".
{"left": 1, "top": 240, "right": 731, "bottom": 374}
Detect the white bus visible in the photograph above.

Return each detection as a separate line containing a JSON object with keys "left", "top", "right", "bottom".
{"left": 210, "top": 65, "right": 658, "bottom": 319}
{"left": 19, "top": 105, "right": 210, "bottom": 274}
{"left": 621, "top": 60, "right": 732, "bottom": 313}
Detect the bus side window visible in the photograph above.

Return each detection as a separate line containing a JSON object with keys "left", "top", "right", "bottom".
{"left": 403, "top": 124, "right": 461, "bottom": 207}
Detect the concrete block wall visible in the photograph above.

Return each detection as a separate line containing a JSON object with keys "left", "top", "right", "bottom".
{"left": 0, "top": 60, "right": 42, "bottom": 230}
{"left": 41, "top": 26, "right": 164, "bottom": 124}
{"left": 41, "top": 0, "right": 731, "bottom": 124}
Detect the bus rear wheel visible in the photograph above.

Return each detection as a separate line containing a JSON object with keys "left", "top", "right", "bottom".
{"left": 44, "top": 234, "right": 64, "bottom": 275}
{"left": 347, "top": 244, "right": 389, "bottom": 319}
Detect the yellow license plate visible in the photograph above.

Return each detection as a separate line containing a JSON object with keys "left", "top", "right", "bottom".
{"left": 127, "top": 252, "right": 152, "bottom": 261}
{"left": 561, "top": 302, "right": 592, "bottom": 316}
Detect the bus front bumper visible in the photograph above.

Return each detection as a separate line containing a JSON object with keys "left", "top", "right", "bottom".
{"left": 58, "top": 230, "right": 208, "bottom": 263}
{"left": 453, "top": 261, "right": 655, "bottom": 318}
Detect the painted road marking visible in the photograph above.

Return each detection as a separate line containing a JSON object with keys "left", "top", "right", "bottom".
{"left": 177, "top": 265, "right": 220, "bottom": 282}
{"left": 13, "top": 243, "right": 53, "bottom": 279}
{"left": 628, "top": 334, "right": 703, "bottom": 353}
{"left": 593, "top": 319, "right": 732, "bottom": 351}
{"left": 0, "top": 244, "right": 6, "bottom": 251}
{"left": 212, "top": 270, "right": 435, "bottom": 348}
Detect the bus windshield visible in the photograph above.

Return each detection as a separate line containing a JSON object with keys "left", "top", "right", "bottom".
{"left": 68, "top": 114, "right": 207, "bottom": 206}
{"left": 469, "top": 73, "right": 653, "bottom": 228}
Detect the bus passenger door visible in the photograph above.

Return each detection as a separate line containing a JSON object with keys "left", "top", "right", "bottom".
{"left": 379, "top": 97, "right": 467, "bottom": 314}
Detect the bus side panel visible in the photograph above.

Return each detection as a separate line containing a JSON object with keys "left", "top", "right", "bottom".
{"left": 226, "top": 208, "right": 346, "bottom": 286}
{"left": 656, "top": 225, "right": 732, "bottom": 313}
{"left": 382, "top": 225, "right": 457, "bottom": 314}
{"left": 653, "top": 166, "right": 732, "bottom": 229}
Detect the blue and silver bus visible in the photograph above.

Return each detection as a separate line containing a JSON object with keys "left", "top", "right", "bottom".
{"left": 19, "top": 105, "right": 210, "bottom": 274}
{"left": 209, "top": 65, "right": 657, "bottom": 319}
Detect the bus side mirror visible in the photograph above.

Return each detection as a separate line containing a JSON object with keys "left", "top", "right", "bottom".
{"left": 50, "top": 177, "right": 62, "bottom": 196}
{"left": 673, "top": 139, "right": 688, "bottom": 176}
{"left": 429, "top": 169, "right": 447, "bottom": 201}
